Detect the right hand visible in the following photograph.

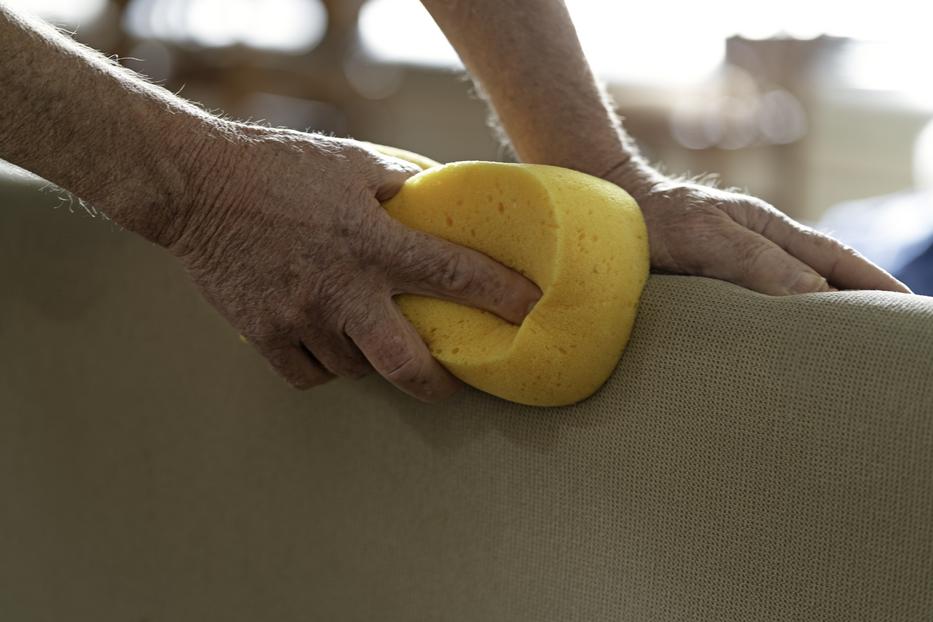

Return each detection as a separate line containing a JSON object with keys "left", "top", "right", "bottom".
{"left": 165, "top": 123, "right": 541, "bottom": 402}
{"left": 605, "top": 165, "right": 912, "bottom": 296}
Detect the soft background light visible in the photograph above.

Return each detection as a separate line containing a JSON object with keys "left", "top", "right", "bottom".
{"left": 124, "top": 0, "right": 327, "bottom": 52}
{"left": 3, "top": 0, "right": 933, "bottom": 292}
{"left": 14, "top": 0, "right": 933, "bottom": 102}
{"left": 358, "top": 0, "right": 933, "bottom": 99}
{"left": 5, "top": 0, "right": 109, "bottom": 25}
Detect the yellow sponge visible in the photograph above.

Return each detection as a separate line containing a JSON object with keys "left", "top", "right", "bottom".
{"left": 377, "top": 148, "right": 649, "bottom": 407}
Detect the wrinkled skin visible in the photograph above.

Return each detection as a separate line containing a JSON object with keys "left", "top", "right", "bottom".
{"left": 167, "top": 124, "right": 542, "bottom": 400}
{"left": 618, "top": 175, "right": 912, "bottom": 296}
{"left": 416, "top": 0, "right": 910, "bottom": 299}
{"left": 162, "top": 122, "right": 910, "bottom": 400}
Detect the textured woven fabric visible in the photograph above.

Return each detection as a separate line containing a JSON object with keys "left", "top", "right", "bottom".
{"left": 2, "top": 187, "right": 932, "bottom": 621}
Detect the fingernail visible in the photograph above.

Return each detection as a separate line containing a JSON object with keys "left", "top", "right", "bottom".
{"left": 791, "top": 273, "right": 831, "bottom": 294}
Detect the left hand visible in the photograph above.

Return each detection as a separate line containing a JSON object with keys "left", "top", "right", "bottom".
{"left": 163, "top": 124, "right": 541, "bottom": 400}
{"left": 614, "top": 175, "right": 912, "bottom": 296}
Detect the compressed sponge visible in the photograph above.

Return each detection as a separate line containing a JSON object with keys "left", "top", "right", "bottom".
{"left": 378, "top": 152, "right": 649, "bottom": 407}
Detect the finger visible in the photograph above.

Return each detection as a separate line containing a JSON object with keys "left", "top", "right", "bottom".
{"left": 723, "top": 199, "right": 912, "bottom": 293}
{"left": 700, "top": 218, "right": 837, "bottom": 296}
{"left": 255, "top": 341, "right": 335, "bottom": 390}
{"left": 298, "top": 328, "right": 372, "bottom": 380}
{"left": 345, "top": 301, "right": 462, "bottom": 403}
{"left": 385, "top": 221, "right": 542, "bottom": 325}
{"left": 766, "top": 216, "right": 911, "bottom": 293}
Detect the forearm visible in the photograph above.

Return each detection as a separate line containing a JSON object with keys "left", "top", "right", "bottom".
{"left": 0, "top": 6, "right": 221, "bottom": 244}
{"left": 420, "top": 0, "right": 663, "bottom": 194}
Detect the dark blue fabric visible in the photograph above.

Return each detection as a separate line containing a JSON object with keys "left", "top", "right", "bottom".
{"left": 816, "top": 191, "right": 933, "bottom": 296}
{"left": 895, "top": 234, "right": 933, "bottom": 296}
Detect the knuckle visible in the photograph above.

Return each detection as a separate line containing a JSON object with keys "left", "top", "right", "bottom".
{"left": 373, "top": 151, "right": 421, "bottom": 177}
{"left": 804, "top": 227, "right": 855, "bottom": 263}
{"left": 803, "top": 226, "right": 834, "bottom": 246}
{"left": 787, "top": 271, "right": 830, "bottom": 295}
{"left": 741, "top": 199, "right": 778, "bottom": 233}
{"left": 759, "top": 209, "right": 793, "bottom": 240}
{"left": 384, "top": 351, "right": 421, "bottom": 384}
{"left": 374, "top": 337, "right": 428, "bottom": 387}
{"left": 835, "top": 238, "right": 861, "bottom": 258}
{"left": 805, "top": 226, "right": 849, "bottom": 253}
{"left": 341, "top": 306, "right": 372, "bottom": 340}
{"left": 268, "top": 359, "right": 314, "bottom": 391}
{"left": 384, "top": 161, "right": 421, "bottom": 183}
{"left": 679, "top": 200, "right": 723, "bottom": 229}
{"left": 354, "top": 141, "right": 420, "bottom": 176}
{"left": 433, "top": 251, "right": 476, "bottom": 294}
{"left": 299, "top": 321, "right": 372, "bottom": 381}
{"left": 349, "top": 145, "right": 397, "bottom": 187}
{"left": 395, "top": 236, "right": 479, "bottom": 294}
{"left": 259, "top": 341, "right": 329, "bottom": 391}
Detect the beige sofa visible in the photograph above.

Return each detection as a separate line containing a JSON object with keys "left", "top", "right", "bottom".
{"left": 2, "top": 179, "right": 932, "bottom": 620}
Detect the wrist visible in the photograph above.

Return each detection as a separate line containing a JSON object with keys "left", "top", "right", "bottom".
{"left": 97, "top": 104, "right": 237, "bottom": 249}
{"left": 154, "top": 117, "right": 262, "bottom": 257}
{"left": 599, "top": 154, "right": 670, "bottom": 203}
{"left": 0, "top": 6, "right": 232, "bottom": 247}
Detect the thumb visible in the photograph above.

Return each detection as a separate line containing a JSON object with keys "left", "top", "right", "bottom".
{"left": 387, "top": 223, "right": 542, "bottom": 324}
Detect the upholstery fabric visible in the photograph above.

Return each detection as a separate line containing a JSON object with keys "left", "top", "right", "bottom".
{"left": 2, "top": 185, "right": 932, "bottom": 620}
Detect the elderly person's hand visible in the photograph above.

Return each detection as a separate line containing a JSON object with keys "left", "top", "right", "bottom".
{"left": 169, "top": 125, "right": 541, "bottom": 400}
{"left": 420, "top": 0, "right": 912, "bottom": 297}
{"left": 0, "top": 6, "right": 541, "bottom": 402}
{"left": 611, "top": 173, "right": 912, "bottom": 296}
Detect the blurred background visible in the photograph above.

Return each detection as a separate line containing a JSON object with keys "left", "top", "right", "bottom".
{"left": 3, "top": 0, "right": 933, "bottom": 292}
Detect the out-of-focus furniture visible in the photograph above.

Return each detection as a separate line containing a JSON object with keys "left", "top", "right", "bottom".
{"left": 1, "top": 180, "right": 932, "bottom": 620}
